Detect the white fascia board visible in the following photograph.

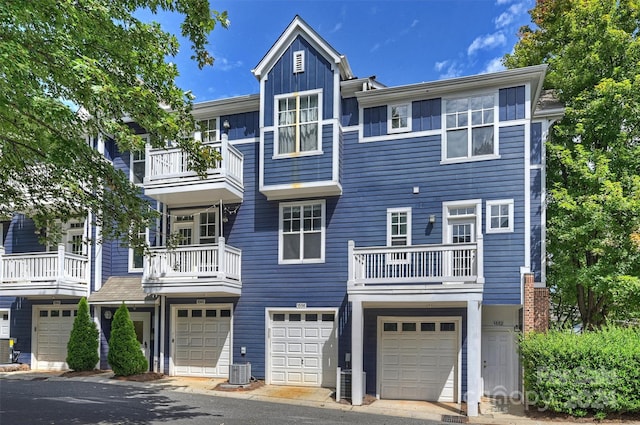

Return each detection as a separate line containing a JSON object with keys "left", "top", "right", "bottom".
{"left": 192, "top": 94, "right": 260, "bottom": 118}
{"left": 355, "top": 64, "right": 548, "bottom": 108}
{"left": 252, "top": 16, "right": 353, "bottom": 80}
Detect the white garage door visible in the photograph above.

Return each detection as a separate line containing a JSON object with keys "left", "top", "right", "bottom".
{"left": 173, "top": 306, "right": 231, "bottom": 377}
{"left": 35, "top": 307, "right": 77, "bottom": 370}
{"left": 380, "top": 318, "right": 458, "bottom": 402}
{"left": 269, "top": 311, "right": 336, "bottom": 387}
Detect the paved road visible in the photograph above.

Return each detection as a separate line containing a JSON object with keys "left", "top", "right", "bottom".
{"left": 0, "top": 379, "right": 446, "bottom": 424}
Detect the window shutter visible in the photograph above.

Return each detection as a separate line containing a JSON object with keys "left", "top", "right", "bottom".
{"left": 293, "top": 50, "right": 305, "bottom": 73}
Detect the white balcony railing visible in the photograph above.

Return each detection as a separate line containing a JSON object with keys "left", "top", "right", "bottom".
{"left": 0, "top": 244, "right": 89, "bottom": 285}
{"left": 143, "top": 237, "right": 241, "bottom": 285}
{"left": 348, "top": 240, "right": 483, "bottom": 287}
{"left": 145, "top": 137, "right": 243, "bottom": 189}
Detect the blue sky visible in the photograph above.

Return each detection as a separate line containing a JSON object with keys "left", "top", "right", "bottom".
{"left": 142, "top": 0, "right": 535, "bottom": 102}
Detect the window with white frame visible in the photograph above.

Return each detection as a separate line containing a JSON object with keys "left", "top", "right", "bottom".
{"left": 197, "top": 118, "right": 218, "bottom": 142}
{"left": 387, "top": 208, "right": 412, "bottom": 264}
{"left": 388, "top": 103, "right": 411, "bottom": 133}
{"left": 65, "top": 222, "right": 85, "bottom": 255}
{"left": 276, "top": 91, "right": 320, "bottom": 156}
{"left": 170, "top": 210, "right": 219, "bottom": 246}
{"left": 387, "top": 208, "right": 412, "bottom": 246}
{"left": 129, "top": 225, "right": 148, "bottom": 272}
{"left": 130, "top": 135, "right": 149, "bottom": 185}
{"left": 280, "top": 201, "right": 325, "bottom": 263}
{"left": 486, "top": 199, "right": 514, "bottom": 233}
{"left": 444, "top": 94, "right": 496, "bottom": 160}
{"left": 443, "top": 201, "right": 481, "bottom": 277}
{"left": 0, "top": 308, "right": 9, "bottom": 338}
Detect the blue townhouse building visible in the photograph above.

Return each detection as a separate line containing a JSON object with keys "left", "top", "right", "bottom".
{"left": 0, "top": 16, "right": 561, "bottom": 416}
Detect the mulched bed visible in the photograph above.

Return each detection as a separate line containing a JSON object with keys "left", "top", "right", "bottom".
{"left": 0, "top": 363, "right": 30, "bottom": 373}
{"left": 60, "top": 369, "right": 165, "bottom": 382}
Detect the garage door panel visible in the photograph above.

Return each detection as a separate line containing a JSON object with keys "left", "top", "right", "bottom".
{"left": 35, "top": 308, "right": 76, "bottom": 370}
{"left": 173, "top": 307, "right": 231, "bottom": 378}
{"left": 380, "top": 318, "right": 458, "bottom": 402}
{"left": 270, "top": 311, "right": 336, "bottom": 387}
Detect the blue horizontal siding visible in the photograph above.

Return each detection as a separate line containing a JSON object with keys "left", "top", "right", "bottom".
{"left": 5, "top": 215, "right": 45, "bottom": 255}
{"left": 263, "top": 123, "right": 334, "bottom": 186}
{"left": 531, "top": 121, "right": 542, "bottom": 165}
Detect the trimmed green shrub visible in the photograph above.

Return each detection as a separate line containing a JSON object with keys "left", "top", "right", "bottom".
{"left": 107, "top": 303, "right": 147, "bottom": 376}
{"left": 520, "top": 326, "right": 640, "bottom": 417}
{"left": 66, "top": 297, "right": 99, "bottom": 371}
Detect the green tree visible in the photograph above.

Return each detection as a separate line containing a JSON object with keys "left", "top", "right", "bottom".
{"left": 66, "top": 297, "right": 99, "bottom": 371}
{"left": 0, "top": 1, "right": 228, "bottom": 249}
{"left": 505, "top": 0, "right": 640, "bottom": 329}
{"left": 108, "top": 303, "right": 147, "bottom": 376}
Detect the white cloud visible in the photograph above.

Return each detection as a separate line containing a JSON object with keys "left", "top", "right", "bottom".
{"left": 214, "top": 57, "right": 243, "bottom": 71}
{"left": 329, "top": 22, "right": 343, "bottom": 34}
{"left": 480, "top": 57, "right": 506, "bottom": 74}
{"left": 370, "top": 42, "right": 381, "bottom": 53}
{"left": 467, "top": 32, "right": 507, "bottom": 55}
{"left": 495, "top": 0, "right": 513, "bottom": 4}
{"left": 410, "top": 19, "right": 419, "bottom": 28}
{"left": 494, "top": 2, "right": 528, "bottom": 29}
{"left": 435, "top": 60, "right": 463, "bottom": 79}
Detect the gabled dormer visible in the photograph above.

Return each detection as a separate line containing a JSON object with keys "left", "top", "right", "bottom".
{"left": 253, "top": 16, "right": 353, "bottom": 200}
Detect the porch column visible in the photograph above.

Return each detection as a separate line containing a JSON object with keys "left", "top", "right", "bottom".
{"left": 467, "top": 300, "right": 482, "bottom": 416}
{"left": 93, "top": 305, "right": 101, "bottom": 370}
{"left": 154, "top": 302, "right": 160, "bottom": 372}
{"left": 351, "top": 298, "right": 364, "bottom": 406}
{"left": 159, "top": 295, "right": 166, "bottom": 374}
{"left": 0, "top": 245, "right": 4, "bottom": 283}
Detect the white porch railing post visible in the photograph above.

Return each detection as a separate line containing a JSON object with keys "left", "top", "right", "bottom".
{"left": 0, "top": 245, "right": 4, "bottom": 284}
{"left": 144, "top": 143, "right": 151, "bottom": 183}
{"left": 57, "top": 243, "right": 65, "bottom": 279}
{"left": 476, "top": 236, "right": 484, "bottom": 284}
{"left": 348, "top": 240, "right": 355, "bottom": 285}
{"left": 221, "top": 134, "right": 229, "bottom": 176}
{"left": 218, "top": 237, "right": 226, "bottom": 279}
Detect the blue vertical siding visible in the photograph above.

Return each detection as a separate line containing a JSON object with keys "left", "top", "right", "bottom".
{"left": 263, "top": 36, "right": 335, "bottom": 126}
{"left": 222, "top": 111, "right": 259, "bottom": 140}
{"left": 530, "top": 168, "right": 543, "bottom": 282}
{"left": 412, "top": 99, "right": 441, "bottom": 131}
{"left": 341, "top": 98, "right": 358, "bottom": 127}
{"left": 499, "top": 86, "right": 526, "bottom": 122}
{"left": 9, "top": 298, "right": 32, "bottom": 364}
{"left": 6, "top": 215, "right": 45, "bottom": 254}
{"left": 363, "top": 106, "right": 386, "bottom": 137}
{"left": 530, "top": 122, "right": 542, "bottom": 165}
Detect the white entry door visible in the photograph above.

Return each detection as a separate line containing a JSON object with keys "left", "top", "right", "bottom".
{"left": 379, "top": 317, "right": 459, "bottom": 402}
{"left": 34, "top": 306, "right": 77, "bottom": 370}
{"left": 268, "top": 311, "right": 337, "bottom": 387}
{"left": 172, "top": 306, "right": 231, "bottom": 377}
{"left": 130, "top": 312, "right": 151, "bottom": 371}
{"left": 0, "top": 310, "right": 9, "bottom": 338}
{"left": 482, "top": 329, "right": 518, "bottom": 397}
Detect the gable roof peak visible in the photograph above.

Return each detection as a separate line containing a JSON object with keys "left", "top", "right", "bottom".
{"left": 252, "top": 15, "right": 354, "bottom": 80}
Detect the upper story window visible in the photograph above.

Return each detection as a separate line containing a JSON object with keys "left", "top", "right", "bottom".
{"left": 197, "top": 118, "right": 217, "bottom": 142}
{"left": 170, "top": 210, "right": 218, "bottom": 246}
{"left": 387, "top": 208, "right": 412, "bottom": 246}
{"left": 129, "top": 225, "right": 147, "bottom": 272}
{"left": 275, "top": 90, "right": 321, "bottom": 156}
{"left": 279, "top": 200, "right": 325, "bottom": 264}
{"left": 130, "top": 135, "right": 149, "bottom": 185}
{"left": 293, "top": 50, "right": 305, "bottom": 73}
{"left": 444, "top": 94, "right": 497, "bottom": 161}
{"left": 388, "top": 104, "right": 411, "bottom": 134}
{"left": 486, "top": 199, "right": 514, "bottom": 233}
{"left": 66, "top": 222, "right": 85, "bottom": 255}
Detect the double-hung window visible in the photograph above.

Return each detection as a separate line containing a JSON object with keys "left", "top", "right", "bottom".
{"left": 388, "top": 103, "right": 411, "bottom": 133}
{"left": 129, "top": 225, "right": 148, "bottom": 272}
{"left": 276, "top": 90, "right": 321, "bottom": 156}
{"left": 280, "top": 201, "right": 325, "bottom": 263}
{"left": 130, "top": 135, "right": 149, "bottom": 185}
{"left": 197, "top": 118, "right": 217, "bottom": 142}
{"left": 445, "top": 94, "right": 496, "bottom": 160}
{"left": 387, "top": 208, "right": 412, "bottom": 264}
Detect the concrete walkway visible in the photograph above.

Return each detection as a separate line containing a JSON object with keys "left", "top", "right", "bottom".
{"left": 0, "top": 367, "right": 582, "bottom": 424}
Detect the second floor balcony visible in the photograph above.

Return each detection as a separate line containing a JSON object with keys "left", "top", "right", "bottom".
{"left": 0, "top": 245, "right": 89, "bottom": 298}
{"left": 143, "top": 137, "right": 244, "bottom": 207}
{"left": 347, "top": 240, "right": 484, "bottom": 295}
{"left": 141, "top": 237, "right": 242, "bottom": 296}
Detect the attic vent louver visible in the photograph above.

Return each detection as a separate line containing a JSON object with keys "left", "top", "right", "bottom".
{"left": 293, "top": 50, "right": 305, "bottom": 73}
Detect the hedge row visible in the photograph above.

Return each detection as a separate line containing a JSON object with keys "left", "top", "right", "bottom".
{"left": 520, "top": 326, "right": 640, "bottom": 417}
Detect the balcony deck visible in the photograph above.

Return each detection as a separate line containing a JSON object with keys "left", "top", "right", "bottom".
{"left": 143, "top": 138, "right": 244, "bottom": 207}
{"left": 141, "top": 238, "right": 242, "bottom": 296}
{"left": 347, "top": 241, "right": 484, "bottom": 295}
{"left": 0, "top": 245, "right": 89, "bottom": 298}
